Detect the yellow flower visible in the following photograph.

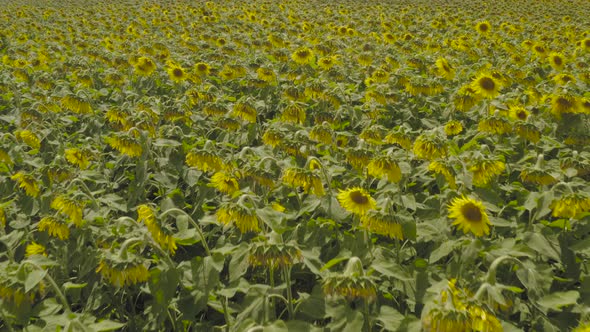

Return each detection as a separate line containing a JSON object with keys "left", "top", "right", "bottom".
{"left": 548, "top": 52, "right": 566, "bottom": 71}
{"left": 15, "top": 130, "right": 41, "bottom": 149}
{"left": 360, "top": 210, "right": 404, "bottom": 240}
{"left": 454, "top": 85, "right": 480, "bottom": 112}
{"left": 38, "top": 216, "right": 70, "bottom": 240}
{"left": 167, "top": 64, "right": 187, "bottom": 83}
{"left": 478, "top": 117, "right": 512, "bottom": 135}
{"left": 61, "top": 95, "right": 92, "bottom": 114}
{"left": 96, "top": 260, "right": 149, "bottom": 287}
{"left": 475, "top": 21, "right": 491, "bottom": 34}
{"left": 281, "top": 168, "right": 324, "bottom": 196}
{"left": 0, "top": 149, "right": 13, "bottom": 166}
{"left": 210, "top": 171, "right": 240, "bottom": 195}
{"left": 309, "top": 124, "right": 333, "bottom": 144}
{"left": 51, "top": 195, "right": 84, "bottom": 226}
{"left": 551, "top": 94, "right": 582, "bottom": 116}
{"left": 434, "top": 57, "right": 455, "bottom": 80}
{"left": 448, "top": 195, "right": 491, "bottom": 237}
{"left": 469, "top": 159, "right": 505, "bottom": 187}
{"left": 317, "top": 56, "right": 339, "bottom": 70}
{"left": 11, "top": 172, "right": 40, "bottom": 197}
{"left": 345, "top": 149, "right": 372, "bottom": 169}
{"left": 281, "top": 103, "right": 306, "bottom": 124}
{"left": 216, "top": 202, "right": 260, "bottom": 233}
{"left": 134, "top": 56, "right": 156, "bottom": 76}
{"left": 137, "top": 204, "right": 177, "bottom": 254}
{"left": 444, "top": 120, "right": 463, "bottom": 136}
{"left": 337, "top": 187, "right": 376, "bottom": 215}
{"left": 508, "top": 105, "right": 529, "bottom": 121}
{"left": 413, "top": 134, "right": 447, "bottom": 160}
{"left": 186, "top": 150, "right": 225, "bottom": 173}
{"left": 105, "top": 136, "right": 143, "bottom": 157}
{"left": 194, "top": 62, "right": 211, "bottom": 76}
{"left": 25, "top": 242, "right": 47, "bottom": 257}
{"left": 65, "top": 148, "right": 91, "bottom": 169}
{"left": 367, "top": 155, "right": 402, "bottom": 183}
{"left": 550, "top": 194, "right": 590, "bottom": 219}
{"left": 291, "top": 47, "right": 314, "bottom": 65}
{"left": 470, "top": 73, "right": 502, "bottom": 99}
{"left": 0, "top": 208, "right": 5, "bottom": 228}
{"left": 232, "top": 101, "right": 257, "bottom": 123}
{"left": 256, "top": 67, "right": 276, "bottom": 82}
{"left": 428, "top": 161, "right": 457, "bottom": 189}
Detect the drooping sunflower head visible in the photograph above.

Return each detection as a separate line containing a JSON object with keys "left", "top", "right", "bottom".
{"left": 448, "top": 195, "right": 491, "bottom": 237}
{"left": 444, "top": 120, "right": 463, "bottom": 136}
{"left": 337, "top": 187, "right": 376, "bottom": 215}
{"left": 291, "top": 47, "right": 314, "bottom": 65}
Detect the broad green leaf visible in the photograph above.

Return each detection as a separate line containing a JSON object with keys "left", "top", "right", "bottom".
{"left": 538, "top": 291, "right": 579, "bottom": 310}
{"left": 25, "top": 269, "right": 47, "bottom": 293}
{"left": 377, "top": 305, "right": 404, "bottom": 331}
{"left": 429, "top": 240, "right": 456, "bottom": 264}
{"left": 88, "top": 320, "right": 126, "bottom": 331}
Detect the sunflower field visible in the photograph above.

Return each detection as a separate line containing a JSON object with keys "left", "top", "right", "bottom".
{"left": 1, "top": 0, "right": 590, "bottom": 331}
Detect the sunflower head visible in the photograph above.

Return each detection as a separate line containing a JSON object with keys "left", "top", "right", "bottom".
{"left": 337, "top": 187, "right": 376, "bottom": 215}
{"left": 470, "top": 73, "right": 502, "bottom": 99}
{"left": 475, "top": 21, "right": 491, "bottom": 34}
{"left": 291, "top": 47, "right": 314, "bottom": 65}
{"left": 448, "top": 195, "right": 491, "bottom": 237}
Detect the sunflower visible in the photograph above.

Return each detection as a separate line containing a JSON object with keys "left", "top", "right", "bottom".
{"left": 15, "top": 130, "right": 41, "bottom": 150}
{"left": 428, "top": 160, "right": 457, "bottom": 189}
{"left": 434, "top": 57, "right": 455, "bottom": 80}
{"left": 25, "top": 242, "right": 47, "bottom": 257}
{"left": 475, "top": 21, "right": 491, "bottom": 34}
{"left": 444, "top": 120, "right": 463, "bottom": 136}
{"left": 167, "top": 64, "right": 187, "bottom": 83}
{"left": 210, "top": 171, "right": 240, "bottom": 195}
{"left": 469, "top": 158, "right": 505, "bottom": 187}
{"left": 345, "top": 148, "right": 372, "bottom": 170}
{"left": 185, "top": 150, "right": 225, "bottom": 173}
{"left": 51, "top": 195, "right": 85, "bottom": 226}
{"left": 551, "top": 94, "right": 581, "bottom": 116}
{"left": 520, "top": 168, "right": 558, "bottom": 185}
{"left": 216, "top": 202, "right": 260, "bottom": 233}
{"left": 508, "top": 105, "right": 529, "bottom": 121}
{"left": 309, "top": 124, "right": 333, "bottom": 144}
{"left": 134, "top": 56, "right": 156, "bottom": 76}
{"left": 38, "top": 216, "right": 70, "bottom": 240}
{"left": 65, "top": 148, "right": 91, "bottom": 170}
{"left": 96, "top": 259, "right": 149, "bottom": 287}
{"left": 337, "top": 187, "right": 376, "bottom": 215}
{"left": 553, "top": 73, "right": 576, "bottom": 86}
{"left": 194, "top": 62, "right": 211, "bottom": 76}
{"left": 478, "top": 117, "right": 512, "bottom": 135}
{"left": 367, "top": 155, "right": 402, "bottom": 183}
{"left": 281, "top": 103, "right": 306, "bottom": 124}
{"left": 256, "top": 67, "right": 276, "bottom": 82}
{"left": 454, "top": 85, "right": 480, "bottom": 112}
{"left": 281, "top": 168, "right": 324, "bottom": 196}
{"left": 448, "top": 195, "right": 491, "bottom": 237}
{"left": 10, "top": 172, "right": 40, "bottom": 197}
{"left": 317, "top": 55, "right": 339, "bottom": 70}
{"left": 548, "top": 52, "right": 566, "bottom": 71}
{"left": 470, "top": 73, "right": 502, "bottom": 99}
{"left": 413, "top": 134, "right": 447, "bottom": 160}
{"left": 360, "top": 210, "right": 404, "bottom": 239}
{"left": 232, "top": 101, "right": 257, "bottom": 123}
{"left": 137, "top": 204, "right": 176, "bottom": 254}
{"left": 105, "top": 135, "right": 143, "bottom": 157}
{"left": 550, "top": 194, "right": 590, "bottom": 219}
{"left": 291, "top": 47, "right": 314, "bottom": 65}
{"left": 249, "top": 242, "right": 303, "bottom": 269}
{"left": 515, "top": 122, "right": 541, "bottom": 143}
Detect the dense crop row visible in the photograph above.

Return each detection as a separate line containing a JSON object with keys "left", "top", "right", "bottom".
{"left": 1, "top": 0, "right": 590, "bottom": 331}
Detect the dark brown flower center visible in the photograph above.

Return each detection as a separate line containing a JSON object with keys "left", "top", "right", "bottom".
{"left": 479, "top": 24, "right": 489, "bottom": 32}
{"left": 556, "top": 97, "right": 572, "bottom": 107}
{"left": 461, "top": 203, "right": 482, "bottom": 222}
{"left": 517, "top": 110, "right": 527, "bottom": 120}
{"left": 552, "top": 56, "right": 563, "bottom": 66}
{"left": 479, "top": 77, "right": 496, "bottom": 91}
{"left": 350, "top": 191, "right": 369, "bottom": 205}
{"left": 173, "top": 68, "right": 183, "bottom": 77}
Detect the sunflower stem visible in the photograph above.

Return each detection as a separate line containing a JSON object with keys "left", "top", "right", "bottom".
{"left": 22, "top": 260, "right": 71, "bottom": 312}
{"left": 160, "top": 208, "right": 211, "bottom": 256}
{"left": 282, "top": 265, "right": 295, "bottom": 320}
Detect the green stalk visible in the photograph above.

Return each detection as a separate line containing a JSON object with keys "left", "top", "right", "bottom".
{"left": 160, "top": 208, "right": 211, "bottom": 256}
{"left": 282, "top": 266, "right": 295, "bottom": 319}
{"left": 23, "top": 260, "right": 71, "bottom": 312}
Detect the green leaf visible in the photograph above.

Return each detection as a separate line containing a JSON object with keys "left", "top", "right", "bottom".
{"left": 377, "top": 305, "right": 404, "bottom": 331}
{"left": 429, "top": 240, "right": 456, "bottom": 263}
{"left": 523, "top": 232, "right": 560, "bottom": 262}
{"left": 25, "top": 269, "right": 47, "bottom": 293}
{"left": 88, "top": 320, "right": 126, "bottom": 331}
{"left": 538, "top": 291, "right": 579, "bottom": 310}
{"left": 63, "top": 282, "right": 87, "bottom": 289}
